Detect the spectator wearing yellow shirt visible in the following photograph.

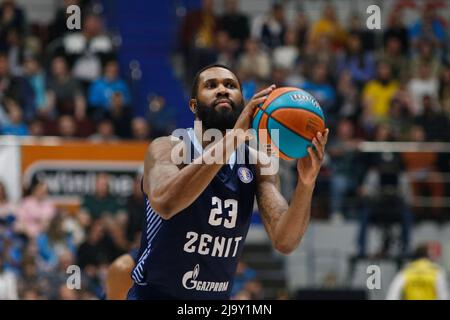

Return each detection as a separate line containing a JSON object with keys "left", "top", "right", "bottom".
{"left": 362, "top": 61, "right": 399, "bottom": 131}
{"left": 386, "top": 243, "right": 448, "bottom": 300}
{"left": 308, "top": 3, "right": 347, "bottom": 50}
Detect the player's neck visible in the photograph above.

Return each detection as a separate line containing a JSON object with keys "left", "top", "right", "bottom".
{"left": 194, "top": 125, "right": 226, "bottom": 149}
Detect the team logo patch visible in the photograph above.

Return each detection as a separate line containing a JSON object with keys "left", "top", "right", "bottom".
{"left": 237, "top": 167, "right": 253, "bottom": 184}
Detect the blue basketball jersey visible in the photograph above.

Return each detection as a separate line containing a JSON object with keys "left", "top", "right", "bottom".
{"left": 129, "top": 128, "right": 257, "bottom": 300}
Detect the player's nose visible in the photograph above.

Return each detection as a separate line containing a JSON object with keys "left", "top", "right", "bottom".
{"left": 216, "top": 83, "right": 229, "bottom": 96}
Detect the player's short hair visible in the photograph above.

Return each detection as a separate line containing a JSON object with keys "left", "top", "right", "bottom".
{"left": 190, "top": 64, "right": 242, "bottom": 100}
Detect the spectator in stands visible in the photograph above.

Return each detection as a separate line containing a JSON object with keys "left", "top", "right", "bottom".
{"left": 347, "top": 12, "right": 376, "bottom": 52}
{"left": 125, "top": 175, "right": 144, "bottom": 245}
{"left": 407, "top": 64, "right": 440, "bottom": 116}
{"left": 337, "top": 32, "right": 376, "bottom": 89}
{"left": 260, "top": 3, "right": 286, "bottom": 49}
{"left": 87, "top": 59, "right": 130, "bottom": 118}
{"left": 438, "top": 64, "right": 450, "bottom": 119}
{"left": 77, "top": 217, "right": 125, "bottom": 270}
{"left": 0, "top": 98, "right": 28, "bottom": 136}
{"left": 16, "top": 244, "right": 40, "bottom": 296}
{"left": 414, "top": 95, "right": 450, "bottom": 142}
{"left": 302, "top": 34, "right": 336, "bottom": 79}
{"left": 308, "top": 3, "right": 347, "bottom": 50}
{"left": 28, "top": 119, "right": 44, "bottom": 137}
{"left": 130, "top": 117, "right": 150, "bottom": 141}
{"left": 220, "top": 0, "right": 249, "bottom": 47}
{"left": 79, "top": 173, "right": 126, "bottom": 224}
{"left": 383, "top": 10, "right": 409, "bottom": 55}
{"left": 272, "top": 28, "right": 299, "bottom": 71}
{"left": 4, "top": 28, "right": 25, "bottom": 76}
{"left": 237, "top": 38, "right": 271, "bottom": 81}
{"left": 410, "top": 39, "right": 442, "bottom": 79}
{"left": 0, "top": 0, "right": 26, "bottom": 45}
{"left": 302, "top": 62, "right": 337, "bottom": 124}
{"left": 88, "top": 117, "right": 118, "bottom": 143}
{"left": 387, "top": 243, "right": 448, "bottom": 300}
{"left": 401, "top": 125, "right": 445, "bottom": 219}
{"left": 41, "top": 249, "right": 76, "bottom": 299}
{"left": 16, "top": 180, "right": 56, "bottom": 239}
{"left": 57, "top": 115, "right": 78, "bottom": 138}
{"left": 23, "top": 56, "right": 46, "bottom": 117}
{"left": 76, "top": 218, "right": 109, "bottom": 270}
{"left": 0, "top": 52, "right": 35, "bottom": 121}
{"left": 179, "top": 0, "right": 218, "bottom": 82}
{"left": 46, "top": 56, "right": 86, "bottom": 120}
{"left": 59, "top": 12, "right": 115, "bottom": 86}
{"left": 292, "top": 11, "right": 309, "bottom": 50}
{"left": 335, "top": 70, "right": 359, "bottom": 119}
{"left": 231, "top": 261, "right": 256, "bottom": 298}
{"left": 357, "top": 124, "right": 412, "bottom": 258}
{"left": 327, "top": 119, "right": 362, "bottom": 222}
{"left": 270, "top": 67, "right": 288, "bottom": 88}
{"left": 387, "top": 96, "right": 414, "bottom": 141}
{"left": 214, "top": 30, "right": 237, "bottom": 68}
{"left": 109, "top": 92, "right": 132, "bottom": 138}
{"left": 361, "top": 61, "right": 399, "bottom": 133}
{"left": 378, "top": 37, "right": 408, "bottom": 81}
{"left": 408, "top": 5, "right": 447, "bottom": 54}
{"left": 36, "top": 213, "right": 76, "bottom": 272}
{"left": 147, "top": 95, "right": 177, "bottom": 139}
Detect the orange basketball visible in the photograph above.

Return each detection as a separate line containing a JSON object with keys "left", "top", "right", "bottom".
{"left": 252, "top": 87, "right": 326, "bottom": 160}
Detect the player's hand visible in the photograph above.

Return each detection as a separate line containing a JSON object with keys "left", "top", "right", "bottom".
{"left": 297, "top": 128, "right": 329, "bottom": 186}
{"left": 233, "top": 84, "right": 276, "bottom": 134}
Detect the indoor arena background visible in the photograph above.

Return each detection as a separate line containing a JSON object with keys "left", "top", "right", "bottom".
{"left": 0, "top": 0, "right": 450, "bottom": 300}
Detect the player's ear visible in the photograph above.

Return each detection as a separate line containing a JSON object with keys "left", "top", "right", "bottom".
{"left": 189, "top": 99, "right": 197, "bottom": 114}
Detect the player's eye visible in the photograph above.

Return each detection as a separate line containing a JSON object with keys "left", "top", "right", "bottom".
{"left": 205, "top": 82, "right": 216, "bottom": 89}
{"left": 226, "top": 83, "right": 236, "bottom": 89}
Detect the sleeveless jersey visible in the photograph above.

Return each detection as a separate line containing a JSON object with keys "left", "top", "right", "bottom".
{"left": 130, "top": 128, "right": 257, "bottom": 299}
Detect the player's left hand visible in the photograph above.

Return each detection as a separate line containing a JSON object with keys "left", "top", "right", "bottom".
{"left": 297, "top": 128, "right": 329, "bottom": 186}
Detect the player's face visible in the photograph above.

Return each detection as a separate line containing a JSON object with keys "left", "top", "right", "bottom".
{"left": 195, "top": 67, "right": 244, "bottom": 131}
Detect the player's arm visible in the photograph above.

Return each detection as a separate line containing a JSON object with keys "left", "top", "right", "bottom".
{"left": 255, "top": 129, "right": 329, "bottom": 254}
{"left": 143, "top": 134, "right": 235, "bottom": 219}
{"left": 144, "top": 86, "right": 274, "bottom": 220}
{"left": 105, "top": 254, "right": 135, "bottom": 300}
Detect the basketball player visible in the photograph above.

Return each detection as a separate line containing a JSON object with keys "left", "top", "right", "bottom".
{"left": 126, "top": 64, "right": 329, "bottom": 299}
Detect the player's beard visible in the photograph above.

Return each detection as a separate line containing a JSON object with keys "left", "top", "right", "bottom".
{"left": 195, "top": 97, "right": 244, "bottom": 132}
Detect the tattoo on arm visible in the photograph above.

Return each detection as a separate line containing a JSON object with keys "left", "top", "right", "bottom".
{"left": 256, "top": 174, "right": 288, "bottom": 241}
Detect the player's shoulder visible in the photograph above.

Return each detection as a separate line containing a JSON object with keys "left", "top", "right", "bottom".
{"left": 147, "top": 135, "right": 184, "bottom": 153}
{"left": 145, "top": 135, "right": 187, "bottom": 165}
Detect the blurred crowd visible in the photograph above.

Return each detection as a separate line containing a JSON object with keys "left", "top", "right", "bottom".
{"left": 2, "top": 0, "right": 450, "bottom": 300}
{"left": 0, "top": 0, "right": 169, "bottom": 141}
{"left": 0, "top": 172, "right": 146, "bottom": 299}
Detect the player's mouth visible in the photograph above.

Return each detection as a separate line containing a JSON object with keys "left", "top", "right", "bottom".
{"left": 214, "top": 99, "right": 233, "bottom": 109}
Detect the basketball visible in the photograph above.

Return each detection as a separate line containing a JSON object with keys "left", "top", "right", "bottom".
{"left": 252, "top": 87, "right": 326, "bottom": 160}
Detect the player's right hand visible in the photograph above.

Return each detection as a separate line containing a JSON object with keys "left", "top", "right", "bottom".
{"left": 233, "top": 84, "right": 276, "bottom": 133}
